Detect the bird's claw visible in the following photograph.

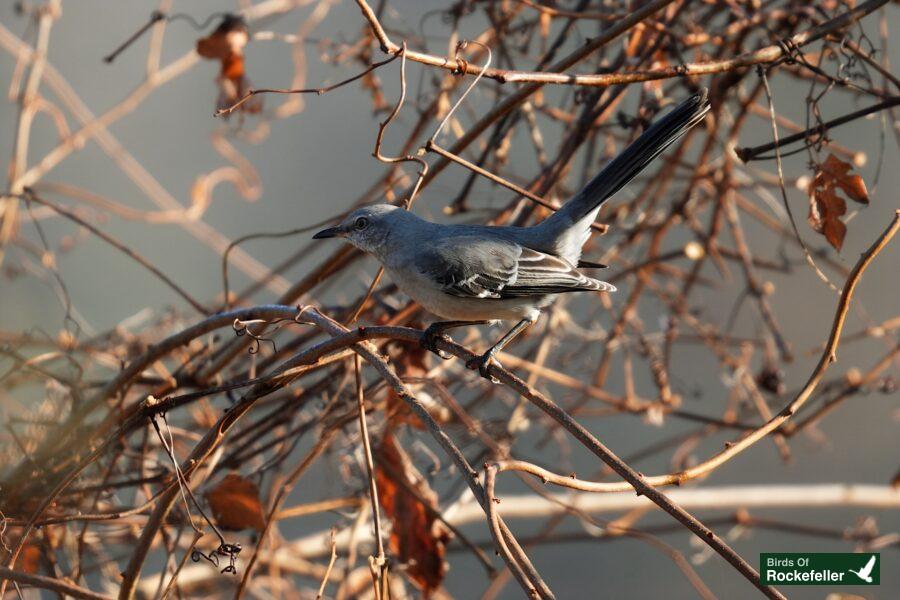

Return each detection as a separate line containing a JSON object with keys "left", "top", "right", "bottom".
{"left": 466, "top": 351, "right": 500, "bottom": 383}
{"left": 421, "top": 326, "right": 452, "bottom": 360}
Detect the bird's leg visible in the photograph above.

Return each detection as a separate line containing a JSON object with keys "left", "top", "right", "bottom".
{"left": 467, "top": 318, "right": 535, "bottom": 381}
{"left": 421, "top": 320, "right": 489, "bottom": 359}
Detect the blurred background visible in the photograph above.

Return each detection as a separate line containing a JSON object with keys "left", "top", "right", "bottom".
{"left": 0, "top": 1, "right": 898, "bottom": 598}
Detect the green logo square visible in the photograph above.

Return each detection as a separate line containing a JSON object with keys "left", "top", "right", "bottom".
{"left": 760, "top": 553, "right": 879, "bottom": 585}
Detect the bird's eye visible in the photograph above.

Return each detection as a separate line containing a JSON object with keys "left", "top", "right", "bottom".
{"left": 354, "top": 216, "right": 369, "bottom": 230}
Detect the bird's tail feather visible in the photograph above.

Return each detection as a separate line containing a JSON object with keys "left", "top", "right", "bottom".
{"left": 550, "top": 89, "right": 710, "bottom": 228}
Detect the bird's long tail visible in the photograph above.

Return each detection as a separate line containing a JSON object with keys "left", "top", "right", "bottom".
{"left": 538, "top": 89, "right": 710, "bottom": 258}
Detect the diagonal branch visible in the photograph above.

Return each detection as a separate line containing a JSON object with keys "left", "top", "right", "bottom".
{"left": 735, "top": 95, "right": 900, "bottom": 162}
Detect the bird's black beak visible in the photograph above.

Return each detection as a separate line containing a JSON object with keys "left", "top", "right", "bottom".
{"left": 312, "top": 226, "right": 344, "bottom": 239}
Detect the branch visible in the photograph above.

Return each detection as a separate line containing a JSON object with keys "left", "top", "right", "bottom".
{"left": 103, "top": 307, "right": 551, "bottom": 599}
{"left": 0, "top": 566, "right": 112, "bottom": 600}
{"left": 20, "top": 188, "right": 208, "bottom": 314}
{"left": 1, "top": 306, "right": 302, "bottom": 583}
{"left": 354, "top": 0, "right": 888, "bottom": 87}
{"left": 303, "top": 310, "right": 555, "bottom": 599}
{"left": 463, "top": 483, "right": 900, "bottom": 520}
{"left": 736, "top": 96, "right": 900, "bottom": 162}
{"left": 171, "top": 482, "right": 900, "bottom": 561}
{"left": 488, "top": 209, "right": 900, "bottom": 493}
{"left": 215, "top": 54, "right": 399, "bottom": 116}
{"left": 426, "top": 141, "right": 608, "bottom": 235}
{"left": 6, "top": 204, "right": 895, "bottom": 595}
{"left": 353, "top": 354, "right": 389, "bottom": 599}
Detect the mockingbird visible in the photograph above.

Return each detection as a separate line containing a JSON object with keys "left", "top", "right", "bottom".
{"left": 314, "top": 90, "right": 710, "bottom": 378}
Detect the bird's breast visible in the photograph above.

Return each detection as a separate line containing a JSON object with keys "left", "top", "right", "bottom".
{"left": 385, "top": 266, "right": 545, "bottom": 322}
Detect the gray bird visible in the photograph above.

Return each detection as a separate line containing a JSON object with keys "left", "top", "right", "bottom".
{"left": 314, "top": 90, "right": 710, "bottom": 378}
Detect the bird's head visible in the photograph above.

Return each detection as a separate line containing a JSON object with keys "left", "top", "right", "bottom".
{"left": 312, "top": 203, "right": 402, "bottom": 257}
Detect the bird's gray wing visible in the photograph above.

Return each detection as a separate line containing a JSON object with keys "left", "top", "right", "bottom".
{"left": 414, "top": 236, "right": 518, "bottom": 299}
{"left": 415, "top": 236, "right": 615, "bottom": 299}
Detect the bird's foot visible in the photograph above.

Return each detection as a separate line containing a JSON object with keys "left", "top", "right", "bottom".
{"left": 466, "top": 350, "right": 500, "bottom": 383}
{"left": 421, "top": 324, "right": 452, "bottom": 360}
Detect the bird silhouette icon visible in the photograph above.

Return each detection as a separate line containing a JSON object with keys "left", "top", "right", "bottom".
{"left": 847, "top": 555, "right": 877, "bottom": 583}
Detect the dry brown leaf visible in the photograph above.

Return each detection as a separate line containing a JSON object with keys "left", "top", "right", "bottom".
{"left": 20, "top": 543, "right": 41, "bottom": 574}
{"left": 2, "top": 526, "right": 42, "bottom": 574}
{"left": 205, "top": 473, "right": 266, "bottom": 531}
{"left": 807, "top": 153, "right": 869, "bottom": 251}
{"left": 196, "top": 15, "right": 261, "bottom": 115}
{"left": 385, "top": 339, "right": 430, "bottom": 429}
{"left": 376, "top": 432, "right": 449, "bottom": 597}
{"left": 361, "top": 71, "right": 389, "bottom": 113}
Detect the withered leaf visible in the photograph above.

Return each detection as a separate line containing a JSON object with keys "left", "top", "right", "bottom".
{"left": 383, "top": 338, "right": 452, "bottom": 428}
{"left": 196, "top": 15, "right": 261, "bottom": 115}
{"left": 196, "top": 15, "right": 248, "bottom": 67}
{"left": 376, "top": 432, "right": 449, "bottom": 597}
{"left": 205, "top": 473, "right": 266, "bottom": 531}
{"left": 20, "top": 543, "right": 41, "bottom": 574}
{"left": 807, "top": 153, "right": 869, "bottom": 251}
{"left": 361, "top": 70, "right": 390, "bottom": 113}
{"left": 385, "top": 338, "right": 430, "bottom": 429}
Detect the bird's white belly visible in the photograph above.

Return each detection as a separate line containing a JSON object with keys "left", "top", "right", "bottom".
{"left": 385, "top": 266, "right": 545, "bottom": 322}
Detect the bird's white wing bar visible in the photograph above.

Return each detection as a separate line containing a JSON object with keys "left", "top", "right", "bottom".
{"left": 504, "top": 247, "right": 616, "bottom": 297}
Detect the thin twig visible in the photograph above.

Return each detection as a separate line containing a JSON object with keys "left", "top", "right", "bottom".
{"left": 353, "top": 0, "right": 888, "bottom": 86}
{"left": 482, "top": 210, "right": 900, "bottom": 492}
{"left": 316, "top": 528, "right": 339, "bottom": 600}
{"left": 215, "top": 55, "right": 399, "bottom": 116}
{"left": 0, "top": 566, "right": 112, "bottom": 600}
{"left": 736, "top": 95, "right": 900, "bottom": 161}
{"left": 757, "top": 66, "right": 839, "bottom": 292}
{"left": 20, "top": 188, "right": 208, "bottom": 313}
{"left": 354, "top": 354, "right": 388, "bottom": 598}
